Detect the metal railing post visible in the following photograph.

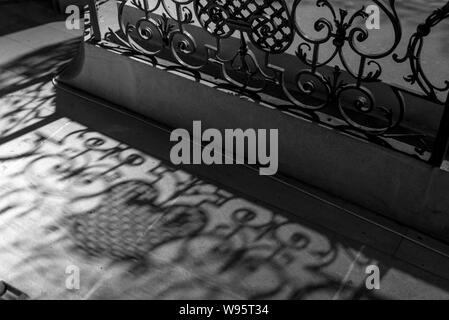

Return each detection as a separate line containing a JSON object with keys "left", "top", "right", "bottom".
{"left": 430, "top": 94, "right": 449, "bottom": 167}
{"left": 88, "top": 0, "right": 102, "bottom": 42}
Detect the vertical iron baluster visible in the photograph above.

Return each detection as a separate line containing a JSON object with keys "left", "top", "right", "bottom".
{"left": 176, "top": 2, "right": 183, "bottom": 32}
{"left": 88, "top": 0, "right": 101, "bottom": 42}
{"left": 357, "top": 56, "right": 366, "bottom": 88}
{"left": 430, "top": 94, "right": 449, "bottom": 167}
{"left": 142, "top": 0, "right": 150, "bottom": 19}
{"left": 311, "top": 43, "right": 319, "bottom": 74}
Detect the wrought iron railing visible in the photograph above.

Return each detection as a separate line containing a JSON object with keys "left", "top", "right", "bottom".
{"left": 86, "top": 0, "right": 449, "bottom": 166}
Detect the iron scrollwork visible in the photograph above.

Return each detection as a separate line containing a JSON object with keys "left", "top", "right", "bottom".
{"left": 108, "top": 0, "right": 294, "bottom": 90}
{"left": 109, "top": 0, "right": 202, "bottom": 69}
{"left": 105, "top": 0, "right": 407, "bottom": 136}
{"left": 285, "top": 0, "right": 404, "bottom": 134}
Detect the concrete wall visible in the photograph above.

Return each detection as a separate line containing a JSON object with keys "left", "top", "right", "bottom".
{"left": 58, "top": 42, "right": 449, "bottom": 243}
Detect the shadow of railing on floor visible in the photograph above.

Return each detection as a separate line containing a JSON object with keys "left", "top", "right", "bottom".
{"left": 0, "top": 39, "right": 80, "bottom": 144}
{"left": 0, "top": 117, "right": 385, "bottom": 299}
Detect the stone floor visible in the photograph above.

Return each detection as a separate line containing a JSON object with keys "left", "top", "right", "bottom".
{"left": 1, "top": 0, "right": 449, "bottom": 300}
